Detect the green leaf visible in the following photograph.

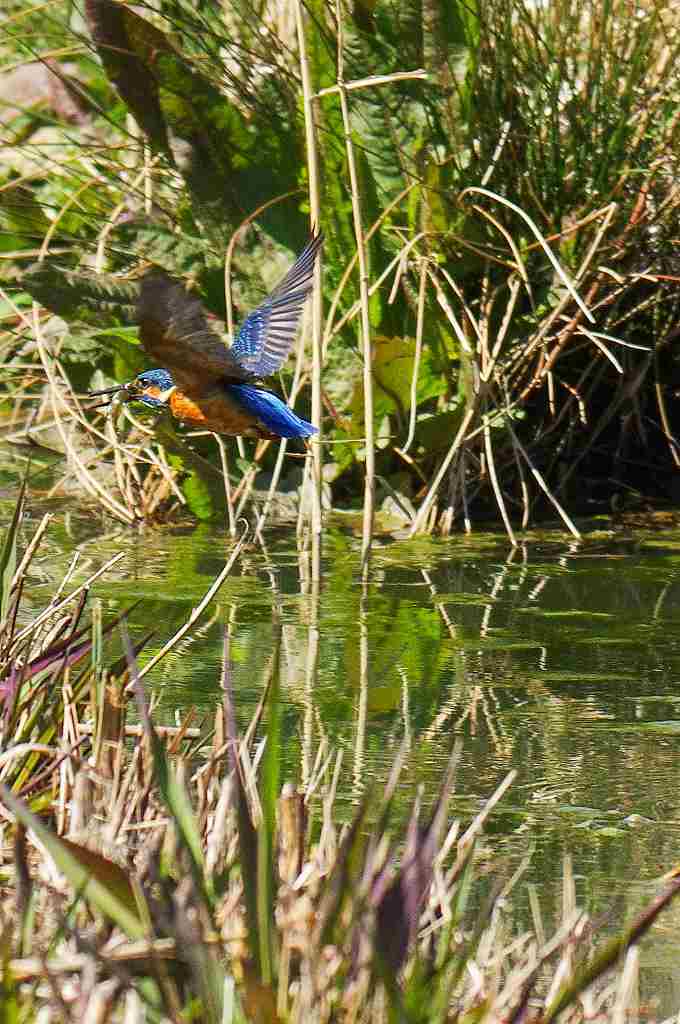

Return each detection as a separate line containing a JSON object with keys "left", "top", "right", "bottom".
{"left": 22, "top": 264, "right": 139, "bottom": 325}
{"left": 149, "top": 730, "right": 213, "bottom": 906}
{"left": 0, "top": 785, "right": 146, "bottom": 939}
{"left": 0, "top": 481, "right": 24, "bottom": 625}
{"left": 351, "top": 335, "right": 448, "bottom": 436}
{"left": 0, "top": 185, "right": 51, "bottom": 246}
{"left": 182, "top": 470, "right": 217, "bottom": 521}
{"left": 314, "top": 798, "right": 370, "bottom": 950}
{"left": 256, "top": 632, "right": 282, "bottom": 986}
{"left": 85, "top": 0, "right": 172, "bottom": 156}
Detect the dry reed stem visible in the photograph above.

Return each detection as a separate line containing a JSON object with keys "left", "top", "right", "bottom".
{"left": 401, "top": 260, "right": 428, "bottom": 455}
{"left": 333, "top": 3, "right": 376, "bottom": 574}
{"left": 408, "top": 407, "right": 475, "bottom": 535}
{"left": 655, "top": 375, "right": 680, "bottom": 467}
{"left": 461, "top": 186, "right": 596, "bottom": 366}
{"left": 94, "top": 157, "right": 161, "bottom": 272}
{"left": 555, "top": 354, "right": 653, "bottom": 497}
{"left": 314, "top": 68, "right": 427, "bottom": 98}
{"left": 483, "top": 275, "right": 522, "bottom": 380}
{"left": 483, "top": 414, "right": 516, "bottom": 545}
{"left": 328, "top": 232, "right": 427, "bottom": 348}
{"left": 509, "top": 204, "right": 617, "bottom": 386}
{"left": 405, "top": 192, "right": 603, "bottom": 534}
{"left": 468, "top": 203, "right": 533, "bottom": 303}
{"left": 301, "top": 573, "right": 321, "bottom": 789}
{"left": 321, "top": 182, "right": 418, "bottom": 357}
{"left": 352, "top": 580, "right": 370, "bottom": 798}
{"left": 214, "top": 435, "right": 236, "bottom": 536}
{"left": 11, "top": 551, "right": 125, "bottom": 649}
{"left": 10, "top": 512, "right": 51, "bottom": 592}
{"left": 77, "top": 722, "right": 202, "bottom": 739}
{"left": 504, "top": 419, "right": 581, "bottom": 538}
{"left": 295, "top": 0, "right": 324, "bottom": 577}
{"left": 32, "top": 319, "right": 136, "bottom": 523}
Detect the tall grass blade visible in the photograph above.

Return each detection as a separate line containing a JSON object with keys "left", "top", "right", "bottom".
{"left": 544, "top": 870, "right": 680, "bottom": 1023}
{"left": 0, "top": 784, "right": 146, "bottom": 939}
{"left": 314, "top": 797, "right": 370, "bottom": 949}
{"left": 0, "top": 481, "right": 25, "bottom": 625}
{"left": 374, "top": 751, "right": 457, "bottom": 972}
{"left": 129, "top": 642, "right": 214, "bottom": 909}
{"left": 222, "top": 629, "right": 261, "bottom": 977}
{"left": 256, "top": 629, "right": 282, "bottom": 986}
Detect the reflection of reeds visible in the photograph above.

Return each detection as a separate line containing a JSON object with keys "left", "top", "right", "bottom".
{"left": 2, "top": 497, "right": 680, "bottom": 1020}
{"left": 296, "top": 0, "right": 325, "bottom": 580}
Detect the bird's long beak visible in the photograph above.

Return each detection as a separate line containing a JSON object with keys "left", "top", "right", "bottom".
{"left": 87, "top": 383, "right": 133, "bottom": 398}
{"left": 87, "top": 381, "right": 141, "bottom": 410}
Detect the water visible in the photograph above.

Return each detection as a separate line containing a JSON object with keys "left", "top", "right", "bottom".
{"left": 10, "top": 498, "right": 680, "bottom": 1009}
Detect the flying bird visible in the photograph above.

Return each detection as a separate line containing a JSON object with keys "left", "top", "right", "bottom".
{"left": 90, "top": 231, "right": 323, "bottom": 440}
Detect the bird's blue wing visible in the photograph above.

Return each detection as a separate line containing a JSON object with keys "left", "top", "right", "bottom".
{"left": 230, "top": 231, "right": 323, "bottom": 378}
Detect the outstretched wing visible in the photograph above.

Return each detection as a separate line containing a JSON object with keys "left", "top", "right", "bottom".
{"left": 230, "top": 231, "right": 324, "bottom": 378}
{"left": 137, "top": 272, "right": 245, "bottom": 396}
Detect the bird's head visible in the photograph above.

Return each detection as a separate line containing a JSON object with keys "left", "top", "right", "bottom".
{"left": 129, "top": 369, "right": 176, "bottom": 408}
{"left": 88, "top": 368, "right": 176, "bottom": 409}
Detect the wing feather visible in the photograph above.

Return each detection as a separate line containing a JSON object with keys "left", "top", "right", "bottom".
{"left": 229, "top": 230, "right": 324, "bottom": 378}
{"left": 137, "top": 272, "right": 245, "bottom": 396}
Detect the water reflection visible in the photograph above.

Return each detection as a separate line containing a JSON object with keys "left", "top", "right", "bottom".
{"left": 12, "top": 503, "right": 680, "bottom": 1007}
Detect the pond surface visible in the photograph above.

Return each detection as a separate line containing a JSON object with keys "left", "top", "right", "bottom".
{"left": 12, "top": 496, "right": 680, "bottom": 1011}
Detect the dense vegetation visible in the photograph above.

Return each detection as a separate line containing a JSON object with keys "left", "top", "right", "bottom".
{"left": 5, "top": 6, "right": 680, "bottom": 1017}
{"left": 2, "top": 0, "right": 680, "bottom": 537}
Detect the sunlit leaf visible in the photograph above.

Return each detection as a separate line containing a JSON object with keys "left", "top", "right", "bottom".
{"left": 351, "top": 335, "right": 447, "bottom": 435}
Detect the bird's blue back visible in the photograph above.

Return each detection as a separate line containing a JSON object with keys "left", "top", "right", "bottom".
{"left": 227, "top": 384, "right": 317, "bottom": 438}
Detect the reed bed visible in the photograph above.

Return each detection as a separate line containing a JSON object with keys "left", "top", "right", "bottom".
{"left": 4, "top": 0, "right": 680, "bottom": 548}
{"left": 1, "top": 493, "right": 680, "bottom": 1022}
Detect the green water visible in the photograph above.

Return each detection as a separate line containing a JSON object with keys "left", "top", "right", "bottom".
{"left": 13, "top": 500, "right": 680, "bottom": 1008}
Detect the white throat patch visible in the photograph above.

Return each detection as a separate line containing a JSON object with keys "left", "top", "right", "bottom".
{"left": 157, "top": 385, "right": 177, "bottom": 404}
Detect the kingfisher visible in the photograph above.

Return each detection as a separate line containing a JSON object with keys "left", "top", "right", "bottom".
{"left": 89, "top": 231, "right": 323, "bottom": 440}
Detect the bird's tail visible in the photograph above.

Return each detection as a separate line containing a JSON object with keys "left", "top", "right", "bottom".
{"left": 229, "top": 384, "right": 317, "bottom": 439}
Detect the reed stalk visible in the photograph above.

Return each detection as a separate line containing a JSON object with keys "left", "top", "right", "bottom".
{"left": 295, "top": 0, "right": 324, "bottom": 580}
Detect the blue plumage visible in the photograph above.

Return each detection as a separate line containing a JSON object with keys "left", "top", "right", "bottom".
{"left": 228, "top": 384, "right": 317, "bottom": 439}
{"left": 89, "top": 232, "right": 324, "bottom": 441}
{"left": 136, "top": 369, "right": 174, "bottom": 407}
{"left": 229, "top": 233, "right": 324, "bottom": 378}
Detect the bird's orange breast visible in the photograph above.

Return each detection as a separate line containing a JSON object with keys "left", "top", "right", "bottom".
{"left": 169, "top": 389, "right": 267, "bottom": 437}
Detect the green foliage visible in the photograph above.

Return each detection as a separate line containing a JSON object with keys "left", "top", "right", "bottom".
{"left": 1, "top": 790, "right": 147, "bottom": 938}
{"left": 0, "top": 480, "right": 23, "bottom": 625}
{"left": 22, "top": 264, "right": 139, "bottom": 324}
{"left": 4, "top": 0, "right": 680, "bottom": 527}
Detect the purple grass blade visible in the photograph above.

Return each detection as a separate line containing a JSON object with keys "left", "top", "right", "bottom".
{"left": 372, "top": 745, "right": 460, "bottom": 972}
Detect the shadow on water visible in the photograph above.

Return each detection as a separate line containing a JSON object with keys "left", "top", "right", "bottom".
{"left": 10, "top": 492, "right": 680, "bottom": 1009}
